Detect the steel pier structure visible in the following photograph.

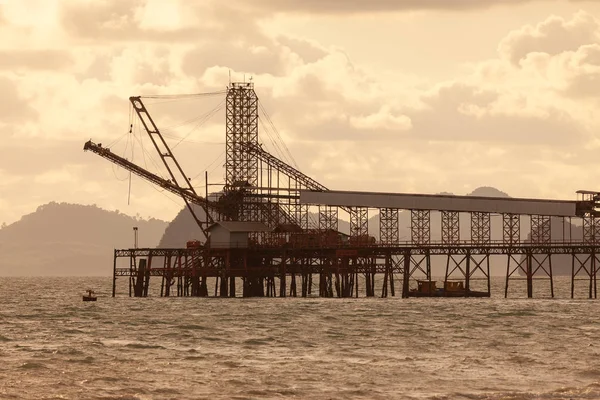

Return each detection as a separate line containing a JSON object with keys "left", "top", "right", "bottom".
{"left": 85, "top": 82, "right": 600, "bottom": 299}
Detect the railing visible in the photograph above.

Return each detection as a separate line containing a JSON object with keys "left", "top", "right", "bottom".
{"left": 251, "top": 238, "right": 600, "bottom": 250}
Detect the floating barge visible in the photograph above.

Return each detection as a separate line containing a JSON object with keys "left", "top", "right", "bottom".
{"left": 408, "top": 280, "right": 490, "bottom": 297}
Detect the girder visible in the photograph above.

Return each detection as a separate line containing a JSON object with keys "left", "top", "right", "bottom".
{"left": 83, "top": 140, "right": 214, "bottom": 235}
{"left": 129, "top": 96, "right": 207, "bottom": 234}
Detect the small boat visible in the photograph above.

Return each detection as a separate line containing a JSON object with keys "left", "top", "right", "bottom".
{"left": 408, "top": 280, "right": 490, "bottom": 298}
{"left": 83, "top": 289, "right": 97, "bottom": 302}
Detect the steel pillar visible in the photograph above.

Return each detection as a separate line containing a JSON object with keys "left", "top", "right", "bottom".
{"left": 531, "top": 215, "right": 551, "bottom": 244}
{"left": 349, "top": 207, "right": 369, "bottom": 238}
{"left": 410, "top": 210, "right": 430, "bottom": 245}
{"left": 583, "top": 215, "right": 598, "bottom": 244}
{"left": 441, "top": 211, "right": 460, "bottom": 244}
{"left": 380, "top": 208, "right": 399, "bottom": 244}
{"left": 318, "top": 205, "right": 338, "bottom": 231}
{"left": 503, "top": 213, "right": 520, "bottom": 245}
{"left": 571, "top": 251, "right": 599, "bottom": 299}
{"left": 471, "top": 212, "right": 491, "bottom": 244}
{"left": 225, "top": 82, "right": 259, "bottom": 188}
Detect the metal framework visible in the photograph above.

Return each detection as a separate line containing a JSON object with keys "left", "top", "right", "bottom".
{"left": 411, "top": 210, "right": 430, "bottom": 245}
{"left": 84, "top": 83, "right": 600, "bottom": 301}
{"left": 531, "top": 215, "right": 551, "bottom": 244}
{"left": 129, "top": 96, "right": 209, "bottom": 235}
{"left": 380, "top": 208, "right": 399, "bottom": 244}
{"left": 583, "top": 216, "right": 598, "bottom": 244}
{"left": 350, "top": 207, "right": 369, "bottom": 238}
{"left": 318, "top": 205, "right": 338, "bottom": 231}
{"left": 471, "top": 212, "right": 491, "bottom": 244}
{"left": 83, "top": 140, "right": 216, "bottom": 232}
{"left": 503, "top": 213, "right": 520, "bottom": 245}
{"left": 441, "top": 211, "right": 460, "bottom": 244}
{"left": 225, "top": 82, "right": 259, "bottom": 188}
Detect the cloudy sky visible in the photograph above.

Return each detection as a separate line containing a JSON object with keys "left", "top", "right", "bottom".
{"left": 2, "top": 0, "right": 600, "bottom": 225}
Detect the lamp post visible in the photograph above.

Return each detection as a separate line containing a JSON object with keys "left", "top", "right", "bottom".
{"left": 133, "top": 226, "right": 138, "bottom": 249}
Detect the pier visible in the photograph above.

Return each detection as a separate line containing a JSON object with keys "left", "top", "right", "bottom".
{"left": 83, "top": 82, "right": 600, "bottom": 300}
{"left": 112, "top": 237, "right": 600, "bottom": 299}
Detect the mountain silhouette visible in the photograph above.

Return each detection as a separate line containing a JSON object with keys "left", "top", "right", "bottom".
{"left": 0, "top": 202, "right": 167, "bottom": 276}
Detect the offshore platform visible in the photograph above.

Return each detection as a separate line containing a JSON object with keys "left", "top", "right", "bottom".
{"left": 84, "top": 82, "right": 600, "bottom": 299}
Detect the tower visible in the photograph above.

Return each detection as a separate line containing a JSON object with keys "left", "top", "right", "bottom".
{"left": 225, "top": 82, "right": 259, "bottom": 189}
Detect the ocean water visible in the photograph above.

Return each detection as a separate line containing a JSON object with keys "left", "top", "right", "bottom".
{"left": 1, "top": 276, "right": 600, "bottom": 400}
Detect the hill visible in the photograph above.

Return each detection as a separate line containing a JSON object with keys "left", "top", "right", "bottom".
{"left": 0, "top": 202, "right": 168, "bottom": 276}
{"left": 158, "top": 204, "right": 205, "bottom": 247}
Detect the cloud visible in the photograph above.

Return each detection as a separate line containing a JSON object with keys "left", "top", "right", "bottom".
{"left": 58, "top": 0, "right": 266, "bottom": 44}
{"left": 2, "top": 0, "right": 600, "bottom": 228}
{"left": 407, "top": 82, "right": 585, "bottom": 144}
{"left": 499, "top": 11, "right": 600, "bottom": 65}
{"left": 0, "top": 50, "right": 73, "bottom": 71}
{"left": 349, "top": 108, "right": 412, "bottom": 131}
{"left": 237, "top": 0, "right": 545, "bottom": 14}
{"left": 59, "top": 0, "right": 207, "bottom": 43}
{"left": 555, "top": 44, "right": 600, "bottom": 99}
{"left": 182, "top": 41, "right": 286, "bottom": 77}
{"left": 0, "top": 77, "right": 37, "bottom": 123}
{"left": 276, "top": 36, "right": 328, "bottom": 64}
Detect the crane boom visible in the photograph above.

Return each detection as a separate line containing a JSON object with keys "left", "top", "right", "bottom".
{"left": 242, "top": 142, "right": 369, "bottom": 235}
{"left": 128, "top": 96, "right": 206, "bottom": 232}
{"left": 83, "top": 140, "right": 214, "bottom": 236}
{"left": 241, "top": 142, "right": 327, "bottom": 191}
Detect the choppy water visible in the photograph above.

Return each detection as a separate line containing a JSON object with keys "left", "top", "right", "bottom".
{"left": 1, "top": 276, "right": 600, "bottom": 399}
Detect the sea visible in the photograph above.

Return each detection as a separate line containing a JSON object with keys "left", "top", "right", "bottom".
{"left": 1, "top": 276, "right": 600, "bottom": 400}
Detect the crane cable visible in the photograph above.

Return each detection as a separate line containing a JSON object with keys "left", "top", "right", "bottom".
{"left": 258, "top": 99, "right": 298, "bottom": 169}
{"left": 171, "top": 98, "right": 226, "bottom": 150}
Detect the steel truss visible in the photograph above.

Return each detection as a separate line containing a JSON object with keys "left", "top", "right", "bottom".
{"left": 318, "top": 205, "right": 338, "bottom": 231}
{"left": 411, "top": 210, "right": 430, "bottom": 245}
{"left": 530, "top": 215, "right": 551, "bottom": 244}
{"left": 571, "top": 251, "right": 600, "bottom": 299}
{"left": 350, "top": 207, "right": 369, "bottom": 238}
{"left": 380, "top": 208, "right": 399, "bottom": 244}
{"left": 441, "top": 211, "right": 460, "bottom": 244}
{"left": 444, "top": 250, "right": 491, "bottom": 297}
{"left": 503, "top": 213, "right": 520, "bottom": 245}
{"left": 583, "top": 215, "right": 598, "bottom": 244}
{"left": 401, "top": 251, "right": 432, "bottom": 298}
{"left": 471, "top": 212, "right": 491, "bottom": 244}
{"left": 225, "top": 82, "right": 258, "bottom": 188}
{"left": 505, "top": 251, "right": 553, "bottom": 298}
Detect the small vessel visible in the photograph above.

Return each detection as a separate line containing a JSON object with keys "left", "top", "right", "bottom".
{"left": 83, "top": 289, "right": 97, "bottom": 302}
{"left": 408, "top": 280, "right": 490, "bottom": 297}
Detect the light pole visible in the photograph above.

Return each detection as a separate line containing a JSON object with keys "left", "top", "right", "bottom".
{"left": 133, "top": 226, "right": 138, "bottom": 249}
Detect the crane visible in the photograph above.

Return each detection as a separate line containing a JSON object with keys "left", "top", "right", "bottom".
{"left": 83, "top": 140, "right": 215, "bottom": 238}
{"left": 83, "top": 95, "right": 217, "bottom": 239}
{"left": 84, "top": 93, "right": 318, "bottom": 237}
{"left": 127, "top": 96, "right": 208, "bottom": 234}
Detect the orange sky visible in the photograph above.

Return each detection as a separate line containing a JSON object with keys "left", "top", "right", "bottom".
{"left": 2, "top": 0, "right": 600, "bottom": 225}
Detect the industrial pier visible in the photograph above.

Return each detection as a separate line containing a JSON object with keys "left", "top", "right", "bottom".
{"left": 84, "top": 83, "right": 600, "bottom": 299}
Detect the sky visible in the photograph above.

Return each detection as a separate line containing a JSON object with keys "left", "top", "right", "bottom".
{"left": 2, "top": 0, "right": 600, "bottom": 225}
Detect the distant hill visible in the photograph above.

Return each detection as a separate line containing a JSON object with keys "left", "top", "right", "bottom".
{"left": 158, "top": 204, "right": 205, "bottom": 247}
{"left": 0, "top": 202, "right": 167, "bottom": 276}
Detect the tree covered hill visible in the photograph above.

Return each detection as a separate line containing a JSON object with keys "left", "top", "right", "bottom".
{"left": 0, "top": 202, "right": 167, "bottom": 276}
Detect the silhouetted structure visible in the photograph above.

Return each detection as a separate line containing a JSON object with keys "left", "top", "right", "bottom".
{"left": 85, "top": 83, "right": 600, "bottom": 299}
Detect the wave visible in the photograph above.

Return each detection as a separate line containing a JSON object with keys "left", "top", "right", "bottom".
{"left": 445, "top": 382, "right": 600, "bottom": 400}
